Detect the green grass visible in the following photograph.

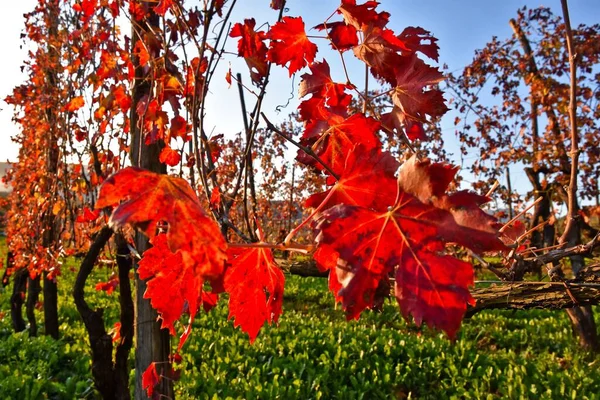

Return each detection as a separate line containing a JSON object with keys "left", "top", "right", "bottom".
{"left": 1, "top": 248, "right": 599, "bottom": 399}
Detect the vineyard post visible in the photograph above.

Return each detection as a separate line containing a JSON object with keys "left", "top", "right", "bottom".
{"left": 129, "top": 3, "right": 173, "bottom": 398}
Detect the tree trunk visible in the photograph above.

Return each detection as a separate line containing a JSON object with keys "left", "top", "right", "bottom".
{"left": 26, "top": 275, "right": 41, "bottom": 336}
{"left": 43, "top": 272, "right": 59, "bottom": 339}
{"left": 511, "top": 16, "right": 597, "bottom": 351}
{"left": 115, "top": 235, "right": 135, "bottom": 395}
{"left": 10, "top": 268, "right": 27, "bottom": 332}
{"left": 41, "top": 0, "right": 61, "bottom": 340}
{"left": 130, "top": 4, "right": 173, "bottom": 398}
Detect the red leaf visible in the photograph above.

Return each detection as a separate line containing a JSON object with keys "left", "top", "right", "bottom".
{"left": 330, "top": 23, "right": 358, "bottom": 50}
{"left": 314, "top": 22, "right": 358, "bottom": 51}
{"left": 142, "top": 362, "right": 160, "bottom": 398}
{"left": 397, "top": 156, "right": 506, "bottom": 252}
{"left": 95, "top": 167, "right": 227, "bottom": 281}
{"left": 303, "top": 113, "right": 381, "bottom": 179}
{"left": 95, "top": 276, "right": 118, "bottom": 295}
{"left": 76, "top": 207, "right": 101, "bottom": 223}
{"left": 299, "top": 60, "right": 352, "bottom": 108}
{"left": 75, "top": 0, "right": 97, "bottom": 18}
{"left": 230, "top": 19, "right": 268, "bottom": 84}
{"left": 391, "top": 54, "right": 448, "bottom": 121}
{"left": 267, "top": 16, "right": 317, "bottom": 76}
{"left": 112, "top": 85, "right": 131, "bottom": 112}
{"left": 353, "top": 26, "right": 409, "bottom": 85}
{"left": 398, "top": 26, "right": 440, "bottom": 61}
{"left": 270, "top": 0, "right": 284, "bottom": 10}
{"left": 65, "top": 96, "right": 85, "bottom": 112}
{"left": 338, "top": 0, "right": 389, "bottom": 30}
{"left": 154, "top": 0, "right": 173, "bottom": 16}
{"left": 225, "top": 67, "right": 232, "bottom": 86}
{"left": 224, "top": 245, "right": 284, "bottom": 342}
{"left": 134, "top": 40, "right": 150, "bottom": 67}
{"left": 314, "top": 188, "right": 475, "bottom": 338}
{"left": 169, "top": 116, "right": 190, "bottom": 141}
{"left": 111, "top": 322, "right": 122, "bottom": 344}
{"left": 159, "top": 146, "right": 181, "bottom": 167}
{"left": 305, "top": 146, "right": 399, "bottom": 212}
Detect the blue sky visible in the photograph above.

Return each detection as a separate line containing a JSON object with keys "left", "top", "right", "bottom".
{"left": 1, "top": 0, "right": 598, "bottom": 196}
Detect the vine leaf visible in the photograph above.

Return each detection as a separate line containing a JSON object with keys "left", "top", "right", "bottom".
{"left": 267, "top": 16, "right": 317, "bottom": 76}
{"left": 230, "top": 18, "right": 268, "bottom": 83}
{"left": 314, "top": 179, "right": 503, "bottom": 338}
{"left": 96, "top": 167, "right": 227, "bottom": 280}
{"left": 142, "top": 362, "right": 160, "bottom": 398}
{"left": 96, "top": 167, "right": 227, "bottom": 348}
{"left": 397, "top": 156, "right": 506, "bottom": 252}
{"left": 305, "top": 146, "right": 399, "bottom": 212}
{"left": 299, "top": 113, "right": 381, "bottom": 181}
{"left": 224, "top": 229, "right": 285, "bottom": 342}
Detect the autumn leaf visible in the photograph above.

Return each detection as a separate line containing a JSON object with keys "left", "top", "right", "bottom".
{"left": 298, "top": 60, "right": 352, "bottom": 108}
{"left": 65, "top": 96, "right": 85, "bottom": 112}
{"left": 95, "top": 167, "right": 227, "bottom": 280}
{"left": 397, "top": 156, "right": 506, "bottom": 252}
{"left": 137, "top": 234, "right": 220, "bottom": 348}
{"left": 314, "top": 22, "right": 358, "bottom": 51}
{"left": 230, "top": 19, "right": 268, "bottom": 84}
{"left": 398, "top": 26, "right": 440, "bottom": 61}
{"left": 224, "top": 243, "right": 285, "bottom": 342}
{"left": 314, "top": 189, "right": 476, "bottom": 338}
{"left": 267, "top": 16, "right": 317, "bottom": 76}
{"left": 154, "top": 0, "right": 174, "bottom": 16}
{"left": 391, "top": 54, "right": 448, "bottom": 121}
{"left": 133, "top": 40, "right": 150, "bottom": 67}
{"left": 353, "top": 26, "right": 409, "bottom": 85}
{"left": 142, "top": 362, "right": 160, "bottom": 398}
{"left": 338, "top": 0, "right": 389, "bottom": 30}
{"left": 159, "top": 145, "right": 181, "bottom": 167}
{"left": 301, "top": 113, "right": 382, "bottom": 179}
{"left": 305, "top": 146, "right": 399, "bottom": 212}
{"left": 73, "top": 0, "right": 98, "bottom": 18}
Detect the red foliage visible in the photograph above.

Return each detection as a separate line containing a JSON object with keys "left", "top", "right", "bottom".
{"left": 267, "top": 16, "right": 318, "bottom": 76}
{"left": 224, "top": 242, "right": 285, "bottom": 342}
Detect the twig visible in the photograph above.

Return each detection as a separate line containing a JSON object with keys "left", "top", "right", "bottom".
{"left": 499, "top": 196, "right": 543, "bottom": 233}
{"left": 261, "top": 113, "right": 340, "bottom": 181}
{"left": 558, "top": 0, "right": 580, "bottom": 246}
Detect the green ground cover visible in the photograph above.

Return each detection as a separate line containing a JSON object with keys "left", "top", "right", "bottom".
{"left": 0, "top": 244, "right": 599, "bottom": 399}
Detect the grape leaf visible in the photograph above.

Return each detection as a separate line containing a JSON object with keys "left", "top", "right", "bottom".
{"left": 314, "top": 189, "right": 476, "bottom": 338}
{"left": 303, "top": 113, "right": 381, "bottom": 179}
{"left": 391, "top": 54, "right": 448, "bottom": 121}
{"left": 230, "top": 19, "right": 268, "bottom": 83}
{"left": 398, "top": 26, "right": 440, "bottom": 61}
{"left": 224, "top": 244, "right": 284, "bottom": 342}
{"left": 159, "top": 145, "right": 181, "bottom": 167}
{"left": 96, "top": 167, "right": 227, "bottom": 280}
{"left": 137, "top": 234, "right": 221, "bottom": 349}
{"left": 305, "top": 146, "right": 399, "bottom": 212}
{"left": 142, "top": 362, "right": 160, "bottom": 398}
{"left": 338, "top": 0, "right": 389, "bottom": 30}
{"left": 298, "top": 60, "right": 352, "bottom": 108}
{"left": 314, "top": 22, "right": 358, "bottom": 51}
{"left": 397, "top": 156, "right": 506, "bottom": 252}
{"left": 267, "top": 16, "right": 317, "bottom": 76}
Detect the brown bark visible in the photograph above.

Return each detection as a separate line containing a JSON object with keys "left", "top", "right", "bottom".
{"left": 510, "top": 14, "right": 597, "bottom": 352}
{"left": 41, "top": 0, "right": 61, "bottom": 340}
{"left": 276, "top": 258, "right": 328, "bottom": 277}
{"left": 10, "top": 267, "right": 27, "bottom": 332}
{"left": 73, "top": 227, "right": 133, "bottom": 399}
{"left": 115, "top": 234, "right": 135, "bottom": 394}
{"left": 26, "top": 275, "right": 41, "bottom": 336}
{"left": 130, "top": 4, "right": 173, "bottom": 398}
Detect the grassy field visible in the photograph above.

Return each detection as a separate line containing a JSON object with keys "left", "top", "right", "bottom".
{"left": 1, "top": 245, "right": 599, "bottom": 399}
